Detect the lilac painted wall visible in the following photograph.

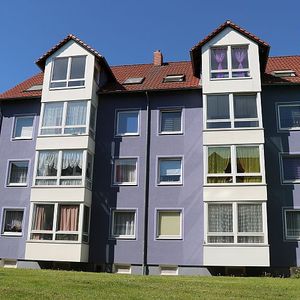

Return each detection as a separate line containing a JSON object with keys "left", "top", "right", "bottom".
{"left": 89, "top": 89, "right": 203, "bottom": 267}
{"left": 262, "top": 85, "right": 300, "bottom": 267}
{"left": 0, "top": 99, "right": 40, "bottom": 260}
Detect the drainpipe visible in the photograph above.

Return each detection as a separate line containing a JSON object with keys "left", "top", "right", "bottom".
{"left": 142, "top": 91, "right": 151, "bottom": 275}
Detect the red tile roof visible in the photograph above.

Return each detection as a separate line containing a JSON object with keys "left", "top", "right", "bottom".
{"left": 1, "top": 56, "right": 300, "bottom": 100}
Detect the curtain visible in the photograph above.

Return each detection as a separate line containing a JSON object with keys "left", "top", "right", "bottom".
{"left": 10, "top": 162, "right": 28, "bottom": 183}
{"left": 62, "top": 151, "right": 83, "bottom": 170}
{"left": 114, "top": 212, "right": 135, "bottom": 236}
{"left": 233, "top": 95, "right": 257, "bottom": 119}
{"left": 65, "top": 101, "right": 87, "bottom": 126}
{"left": 212, "top": 48, "right": 226, "bottom": 70}
{"left": 232, "top": 47, "right": 247, "bottom": 69}
{"left": 42, "top": 103, "right": 63, "bottom": 127}
{"left": 286, "top": 211, "right": 300, "bottom": 238}
{"left": 207, "top": 95, "right": 230, "bottom": 120}
{"left": 238, "top": 204, "right": 262, "bottom": 232}
{"left": 116, "top": 159, "right": 136, "bottom": 183}
{"left": 160, "top": 160, "right": 181, "bottom": 182}
{"left": 158, "top": 212, "right": 180, "bottom": 236}
{"left": 4, "top": 211, "right": 23, "bottom": 232}
{"left": 236, "top": 146, "right": 260, "bottom": 173}
{"left": 208, "top": 147, "right": 231, "bottom": 174}
{"left": 161, "top": 111, "right": 181, "bottom": 132}
{"left": 33, "top": 205, "right": 54, "bottom": 231}
{"left": 208, "top": 204, "right": 233, "bottom": 232}
{"left": 37, "top": 151, "right": 58, "bottom": 176}
{"left": 58, "top": 205, "right": 79, "bottom": 231}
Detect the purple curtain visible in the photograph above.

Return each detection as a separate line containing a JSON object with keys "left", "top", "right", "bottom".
{"left": 213, "top": 49, "right": 226, "bottom": 70}
{"left": 233, "top": 48, "right": 246, "bottom": 69}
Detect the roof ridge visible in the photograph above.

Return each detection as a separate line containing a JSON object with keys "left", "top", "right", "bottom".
{"left": 269, "top": 54, "right": 300, "bottom": 58}
{"left": 110, "top": 60, "right": 191, "bottom": 68}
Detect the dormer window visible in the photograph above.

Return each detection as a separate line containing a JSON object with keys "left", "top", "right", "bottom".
{"left": 210, "top": 46, "right": 249, "bottom": 79}
{"left": 50, "top": 56, "right": 86, "bottom": 89}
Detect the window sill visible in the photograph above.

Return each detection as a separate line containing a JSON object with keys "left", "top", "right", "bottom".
{"left": 159, "top": 132, "right": 183, "bottom": 136}
{"left": 204, "top": 183, "right": 266, "bottom": 187}
{"left": 37, "top": 133, "right": 89, "bottom": 138}
{"left": 6, "top": 184, "right": 28, "bottom": 188}
{"left": 112, "top": 183, "right": 138, "bottom": 187}
{"left": 115, "top": 133, "right": 140, "bottom": 137}
{"left": 204, "top": 243, "right": 269, "bottom": 247}
{"left": 157, "top": 182, "right": 183, "bottom": 186}
{"left": 12, "top": 137, "right": 33, "bottom": 141}
{"left": 1, "top": 232, "right": 23, "bottom": 237}
{"left": 27, "top": 240, "right": 82, "bottom": 244}
{"left": 110, "top": 236, "right": 136, "bottom": 240}
{"left": 49, "top": 85, "right": 85, "bottom": 91}
{"left": 210, "top": 76, "right": 252, "bottom": 81}
{"left": 203, "top": 127, "right": 263, "bottom": 132}
{"left": 32, "top": 185, "right": 86, "bottom": 189}
{"left": 156, "top": 236, "right": 182, "bottom": 240}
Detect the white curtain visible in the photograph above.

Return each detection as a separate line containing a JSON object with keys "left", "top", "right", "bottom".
{"left": 286, "top": 211, "right": 300, "bottom": 238}
{"left": 114, "top": 212, "right": 135, "bottom": 236}
{"left": 62, "top": 151, "right": 83, "bottom": 169}
{"left": 65, "top": 101, "right": 87, "bottom": 126}
{"left": 37, "top": 151, "right": 58, "bottom": 176}
{"left": 10, "top": 162, "right": 28, "bottom": 183}
{"left": 4, "top": 211, "right": 23, "bottom": 232}
{"left": 116, "top": 159, "right": 136, "bottom": 183}
{"left": 42, "top": 103, "right": 63, "bottom": 126}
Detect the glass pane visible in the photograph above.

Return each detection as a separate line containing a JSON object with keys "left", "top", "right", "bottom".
{"left": 61, "top": 151, "right": 83, "bottom": 176}
{"left": 279, "top": 105, "right": 300, "bottom": 129}
{"left": 83, "top": 206, "right": 90, "bottom": 234}
{"left": 207, "top": 176, "right": 233, "bottom": 183}
{"left": 231, "top": 46, "right": 249, "bottom": 69}
{"left": 31, "top": 233, "right": 52, "bottom": 240}
{"left": 113, "top": 212, "right": 135, "bottom": 236}
{"left": 208, "top": 147, "right": 231, "bottom": 174}
{"left": 70, "top": 56, "right": 86, "bottom": 79}
{"left": 37, "top": 151, "right": 58, "bottom": 176}
{"left": 286, "top": 211, "right": 300, "bottom": 238}
{"left": 115, "top": 159, "right": 137, "bottom": 184}
{"left": 50, "top": 82, "right": 67, "bottom": 88}
{"left": 14, "top": 117, "right": 34, "bottom": 138}
{"left": 207, "top": 122, "right": 231, "bottom": 129}
{"left": 3, "top": 210, "right": 23, "bottom": 233}
{"left": 60, "top": 179, "right": 82, "bottom": 185}
{"left": 211, "top": 72, "right": 229, "bottom": 79}
{"left": 236, "top": 146, "right": 260, "bottom": 173}
{"left": 282, "top": 156, "right": 300, "bottom": 181}
{"left": 64, "top": 127, "right": 86, "bottom": 135}
{"left": 52, "top": 58, "right": 68, "bottom": 81}
{"left": 66, "top": 101, "right": 87, "bottom": 126}
{"left": 158, "top": 211, "right": 181, "bottom": 237}
{"left": 86, "top": 153, "right": 93, "bottom": 181}
{"left": 42, "top": 102, "right": 63, "bottom": 127}
{"left": 208, "top": 236, "right": 234, "bottom": 243}
{"left": 117, "top": 111, "right": 139, "bottom": 135}
{"left": 40, "top": 128, "right": 62, "bottom": 135}
{"left": 9, "top": 161, "right": 28, "bottom": 184}
{"left": 55, "top": 234, "right": 78, "bottom": 241}
{"left": 238, "top": 204, "right": 262, "bottom": 232}
{"left": 160, "top": 111, "right": 181, "bottom": 132}
{"left": 234, "top": 95, "right": 257, "bottom": 119}
{"left": 35, "top": 179, "right": 57, "bottom": 185}
{"left": 68, "top": 80, "right": 85, "bottom": 87}
{"left": 236, "top": 176, "right": 262, "bottom": 183}
{"left": 89, "top": 105, "right": 97, "bottom": 135}
{"left": 211, "top": 47, "right": 228, "bottom": 70}
{"left": 232, "top": 71, "right": 250, "bottom": 78}
{"left": 208, "top": 204, "right": 233, "bottom": 232}
{"left": 57, "top": 205, "right": 79, "bottom": 231}
{"left": 238, "top": 236, "right": 263, "bottom": 243}
{"left": 32, "top": 204, "right": 54, "bottom": 231}
{"left": 207, "top": 95, "right": 230, "bottom": 120}
{"left": 159, "top": 159, "right": 181, "bottom": 182}
{"left": 234, "top": 121, "right": 259, "bottom": 128}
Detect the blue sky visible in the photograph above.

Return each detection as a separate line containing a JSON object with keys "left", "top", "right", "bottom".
{"left": 0, "top": 0, "right": 299, "bottom": 93}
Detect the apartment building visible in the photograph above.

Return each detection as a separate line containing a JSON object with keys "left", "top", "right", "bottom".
{"left": 0, "top": 20, "right": 300, "bottom": 275}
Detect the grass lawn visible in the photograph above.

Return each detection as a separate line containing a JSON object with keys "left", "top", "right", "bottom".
{"left": 0, "top": 268, "right": 299, "bottom": 299}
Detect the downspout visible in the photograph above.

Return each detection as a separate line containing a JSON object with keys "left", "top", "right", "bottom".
{"left": 143, "top": 91, "right": 151, "bottom": 275}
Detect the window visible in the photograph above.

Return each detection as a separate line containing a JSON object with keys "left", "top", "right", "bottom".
{"left": 158, "top": 158, "right": 182, "bottom": 185}
{"left": 272, "top": 70, "right": 296, "bottom": 78}
{"left": 116, "top": 111, "right": 139, "bottom": 136}
{"left": 160, "top": 266, "right": 178, "bottom": 276}
{"left": 113, "top": 158, "right": 137, "bottom": 185}
{"left": 2, "top": 209, "right": 24, "bottom": 236}
{"left": 35, "top": 150, "right": 85, "bottom": 186}
{"left": 50, "top": 56, "right": 86, "bottom": 89}
{"left": 159, "top": 109, "right": 182, "bottom": 134}
{"left": 163, "top": 75, "right": 185, "bottom": 83}
{"left": 284, "top": 210, "right": 300, "bottom": 240}
{"left": 123, "top": 77, "right": 144, "bottom": 84}
{"left": 111, "top": 211, "right": 136, "bottom": 238}
{"left": 278, "top": 104, "right": 300, "bottom": 130}
{"left": 13, "top": 116, "right": 34, "bottom": 139}
{"left": 30, "top": 204, "right": 80, "bottom": 241}
{"left": 25, "top": 84, "right": 43, "bottom": 92}
{"left": 207, "top": 145, "right": 262, "bottom": 184}
{"left": 7, "top": 161, "right": 29, "bottom": 186}
{"left": 40, "top": 101, "right": 88, "bottom": 136}
{"left": 86, "top": 153, "right": 94, "bottom": 189}
{"left": 210, "top": 46, "right": 250, "bottom": 79}
{"left": 156, "top": 210, "right": 182, "bottom": 239}
{"left": 114, "top": 265, "right": 131, "bottom": 274}
{"left": 207, "top": 203, "right": 264, "bottom": 244}
{"left": 82, "top": 206, "right": 90, "bottom": 243}
{"left": 89, "top": 105, "right": 97, "bottom": 138}
{"left": 206, "top": 94, "right": 259, "bottom": 129}
{"left": 281, "top": 154, "right": 300, "bottom": 183}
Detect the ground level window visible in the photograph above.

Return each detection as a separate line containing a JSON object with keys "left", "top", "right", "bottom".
{"left": 2, "top": 209, "right": 24, "bottom": 235}
{"left": 156, "top": 210, "right": 182, "bottom": 239}
{"left": 284, "top": 210, "right": 300, "bottom": 240}
{"left": 111, "top": 211, "right": 136, "bottom": 239}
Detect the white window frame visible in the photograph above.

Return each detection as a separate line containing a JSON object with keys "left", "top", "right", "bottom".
{"left": 12, "top": 115, "right": 35, "bottom": 140}
{"left": 28, "top": 202, "right": 86, "bottom": 243}
{"left": 1, "top": 208, "right": 24, "bottom": 236}
{"left": 49, "top": 56, "right": 86, "bottom": 90}
{"left": 204, "top": 144, "right": 265, "bottom": 185}
{"left": 205, "top": 202, "right": 267, "bottom": 245}
{"left": 159, "top": 108, "right": 183, "bottom": 135}
{"left": 157, "top": 157, "right": 183, "bottom": 186}
{"left": 39, "top": 100, "right": 91, "bottom": 137}
{"left": 115, "top": 110, "right": 140, "bottom": 137}
{"left": 277, "top": 103, "right": 300, "bottom": 131}
{"left": 112, "top": 157, "right": 138, "bottom": 186}
{"left": 7, "top": 160, "right": 29, "bottom": 187}
{"left": 210, "top": 45, "right": 250, "bottom": 80}
{"left": 33, "top": 149, "right": 87, "bottom": 187}
{"left": 111, "top": 210, "right": 136, "bottom": 239}
{"left": 156, "top": 209, "right": 183, "bottom": 240}
{"left": 204, "top": 93, "right": 262, "bottom": 130}
{"left": 114, "top": 264, "right": 132, "bottom": 274}
{"left": 283, "top": 208, "right": 300, "bottom": 240}
{"left": 280, "top": 153, "right": 300, "bottom": 184}
{"left": 159, "top": 265, "right": 179, "bottom": 276}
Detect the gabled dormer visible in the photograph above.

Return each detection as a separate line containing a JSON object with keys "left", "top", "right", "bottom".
{"left": 190, "top": 20, "right": 270, "bottom": 93}
{"left": 36, "top": 34, "right": 115, "bottom": 101}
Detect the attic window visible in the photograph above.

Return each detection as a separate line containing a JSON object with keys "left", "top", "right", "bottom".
{"left": 25, "top": 84, "right": 43, "bottom": 92}
{"left": 123, "top": 77, "right": 145, "bottom": 84}
{"left": 272, "top": 70, "right": 296, "bottom": 77}
{"left": 163, "top": 75, "right": 185, "bottom": 83}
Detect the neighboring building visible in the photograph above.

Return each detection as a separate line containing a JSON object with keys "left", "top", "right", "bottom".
{"left": 0, "top": 20, "right": 300, "bottom": 275}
